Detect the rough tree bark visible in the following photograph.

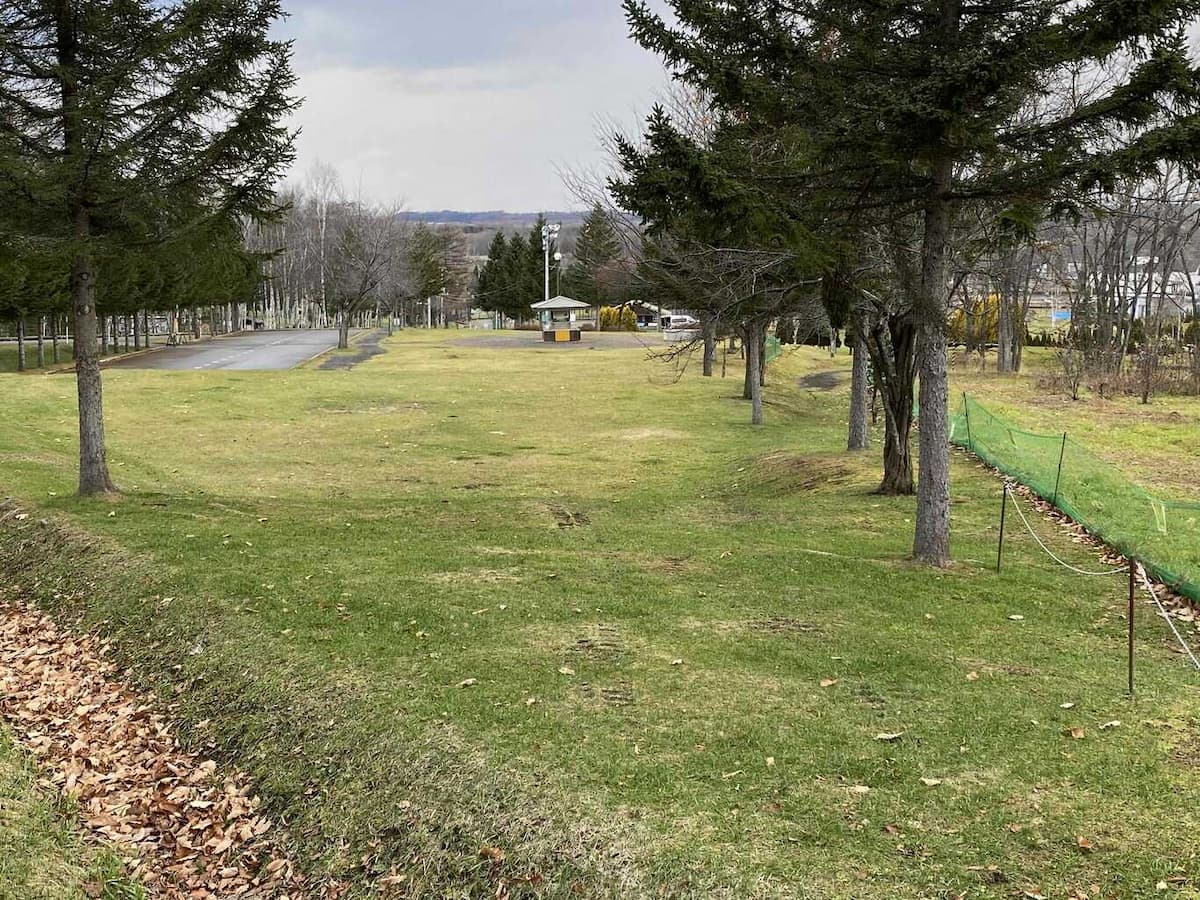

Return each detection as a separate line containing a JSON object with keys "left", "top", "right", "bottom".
{"left": 848, "top": 323, "right": 870, "bottom": 451}
{"left": 16, "top": 318, "right": 26, "bottom": 371}
{"left": 701, "top": 314, "right": 716, "bottom": 376}
{"left": 746, "top": 325, "right": 764, "bottom": 425}
{"left": 912, "top": 154, "right": 954, "bottom": 566}
{"left": 867, "top": 315, "right": 916, "bottom": 494}
{"left": 337, "top": 309, "right": 350, "bottom": 349}
{"left": 71, "top": 215, "right": 117, "bottom": 495}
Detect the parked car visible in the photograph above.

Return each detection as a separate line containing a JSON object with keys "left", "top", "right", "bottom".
{"left": 663, "top": 314, "right": 700, "bottom": 330}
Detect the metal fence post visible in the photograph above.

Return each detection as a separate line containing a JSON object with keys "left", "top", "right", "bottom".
{"left": 997, "top": 484, "right": 1008, "bottom": 574}
{"left": 1052, "top": 432, "right": 1067, "bottom": 508}
{"left": 1128, "top": 558, "right": 1136, "bottom": 696}
{"left": 962, "top": 393, "right": 973, "bottom": 450}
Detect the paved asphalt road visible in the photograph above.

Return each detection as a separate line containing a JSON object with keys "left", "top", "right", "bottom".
{"left": 104, "top": 330, "right": 348, "bottom": 371}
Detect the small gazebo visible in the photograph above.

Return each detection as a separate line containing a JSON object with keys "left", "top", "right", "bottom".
{"left": 530, "top": 295, "right": 594, "bottom": 343}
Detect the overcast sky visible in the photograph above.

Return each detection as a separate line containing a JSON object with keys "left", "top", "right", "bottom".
{"left": 277, "top": 1, "right": 672, "bottom": 212}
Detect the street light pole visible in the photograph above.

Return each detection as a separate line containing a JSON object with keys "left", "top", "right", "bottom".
{"left": 541, "top": 221, "right": 561, "bottom": 304}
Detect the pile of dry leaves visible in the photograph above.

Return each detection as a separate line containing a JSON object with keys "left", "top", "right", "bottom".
{"left": 0, "top": 600, "right": 345, "bottom": 899}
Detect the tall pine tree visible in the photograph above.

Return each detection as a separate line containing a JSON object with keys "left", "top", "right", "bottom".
{"left": 0, "top": 0, "right": 297, "bottom": 494}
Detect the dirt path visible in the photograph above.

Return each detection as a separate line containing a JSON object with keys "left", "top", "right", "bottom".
{"left": 319, "top": 330, "right": 386, "bottom": 370}
{"left": 798, "top": 370, "right": 845, "bottom": 390}
{"left": 0, "top": 599, "right": 347, "bottom": 899}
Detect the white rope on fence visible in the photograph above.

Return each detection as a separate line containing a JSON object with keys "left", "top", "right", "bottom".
{"left": 1005, "top": 485, "right": 1125, "bottom": 577}
{"left": 1137, "top": 563, "right": 1200, "bottom": 671}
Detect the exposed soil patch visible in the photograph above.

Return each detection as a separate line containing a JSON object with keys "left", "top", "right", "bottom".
{"left": 747, "top": 616, "right": 821, "bottom": 635}
{"left": 750, "top": 453, "right": 855, "bottom": 493}
{"left": 579, "top": 681, "right": 636, "bottom": 707}
{"left": 0, "top": 600, "right": 340, "bottom": 898}
{"left": 545, "top": 503, "right": 590, "bottom": 528}
{"left": 960, "top": 657, "right": 1039, "bottom": 677}
{"left": 318, "top": 330, "right": 386, "bottom": 371}
{"left": 569, "top": 624, "right": 625, "bottom": 659}
{"left": 798, "top": 371, "right": 845, "bottom": 391}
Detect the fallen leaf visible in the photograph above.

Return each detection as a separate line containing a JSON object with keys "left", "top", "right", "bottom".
{"left": 1008, "top": 614, "right": 1025, "bottom": 621}
{"left": 874, "top": 732, "right": 905, "bottom": 743}
{"left": 1064, "top": 727, "right": 1086, "bottom": 740}
{"left": 920, "top": 777, "right": 942, "bottom": 787}
{"left": 820, "top": 678, "right": 839, "bottom": 688}
{"left": 1060, "top": 702, "right": 1075, "bottom": 709}
{"left": 557, "top": 666, "right": 575, "bottom": 676}
{"left": 1100, "top": 720, "right": 1121, "bottom": 730}
{"left": 457, "top": 678, "right": 479, "bottom": 688}
{"left": 965, "top": 671, "right": 980, "bottom": 681}
{"left": 1076, "top": 836, "right": 1094, "bottom": 852}
{"left": 479, "top": 846, "right": 506, "bottom": 862}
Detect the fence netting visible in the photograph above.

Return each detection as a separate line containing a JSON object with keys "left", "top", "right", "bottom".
{"left": 950, "top": 394, "right": 1200, "bottom": 603}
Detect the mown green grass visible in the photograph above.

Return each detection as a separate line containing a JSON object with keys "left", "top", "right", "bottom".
{"left": 0, "top": 332, "right": 1198, "bottom": 898}
{"left": 0, "top": 730, "right": 142, "bottom": 900}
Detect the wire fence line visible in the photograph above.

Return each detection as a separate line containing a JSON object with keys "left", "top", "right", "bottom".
{"left": 1003, "top": 484, "right": 1125, "bottom": 577}
{"left": 950, "top": 394, "right": 1200, "bottom": 605}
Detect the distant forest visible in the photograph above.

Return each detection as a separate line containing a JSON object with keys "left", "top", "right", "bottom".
{"left": 408, "top": 211, "right": 586, "bottom": 257}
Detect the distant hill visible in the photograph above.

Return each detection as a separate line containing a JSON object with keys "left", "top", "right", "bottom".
{"left": 408, "top": 211, "right": 589, "bottom": 257}
{"left": 408, "top": 210, "right": 585, "bottom": 229}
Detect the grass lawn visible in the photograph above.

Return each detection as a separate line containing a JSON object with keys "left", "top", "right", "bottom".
{"left": 953, "top": 348, "right": 1200, "bottom": 499}
{"left": 0, "top": 729, "right": 141, "bottom": 899}
{"left": 0, "top": 332, "right": 1198, "bottom": 898}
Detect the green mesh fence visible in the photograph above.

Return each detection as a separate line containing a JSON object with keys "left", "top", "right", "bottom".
{"left": 949, "top": 395, "right": 1200, "bottom": 602}
{"left": 764, "top": 335, "right": 782, "bottom": 364}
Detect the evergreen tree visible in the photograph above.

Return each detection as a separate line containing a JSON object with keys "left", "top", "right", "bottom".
{"left": 475, "top": 231, "right": 510, "bottom": 316}
{"left": 0, "top": 0, "right": 297, "bottom": 494}
{"left": 567, "top": 203, "right": 622, "bottom": 305}
{"left": 625, "top": 0, "right": 1200, "bottom": 565}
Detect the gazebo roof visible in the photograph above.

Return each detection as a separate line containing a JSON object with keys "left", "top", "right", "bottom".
{"left": 530, "top": 295, "right": 592, "bottom": 311}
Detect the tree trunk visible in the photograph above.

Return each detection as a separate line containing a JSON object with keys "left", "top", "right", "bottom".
{"left": 742, "top": 331, "right": 754, "bottom": 400}
{"left": 192, "top": 307, "right": 201, "bottom": 340}
{"left": 758, "top": 327, "right": 767, "bottom": 388}
{"left": 133, "top": 310, "right": 141, "bottom": 350}
{"left": 870, "top": 319, "right": 916, "bottom": 495}
{"left": 746, "top": 326, "right": 764, "bottom": 425}
{"left": 997, "top": 279, "right": 1014, "bottom": 374}
{"left": 71, "top": 216, "right": 117, "bottom": 495}
{"left": 16, "top": 318, "right": 26, "bottom": 371}
{"left": 338, "top": 311, "right": 350, "bottom": 350}
{"left": 100, "top": 315, "right": 108, "bottom": 355}
{"left": 36, "top": 317, "right": 45, "bottom": 367}
{"left": 848, "top": 325, "right": 870, "bottom": 451}
{"left": 912, "top": 157, "right": 954, "bottom": 566}
{"left": 701, "top": 315, "right": 716, "bottom": 376}
{"left": 52, "top": 318, "right": 60, "bottom": 364}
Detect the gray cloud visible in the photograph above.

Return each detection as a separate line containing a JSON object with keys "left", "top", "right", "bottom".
{"left": 278, "top": 1, "right": 671, "bottom": 210}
